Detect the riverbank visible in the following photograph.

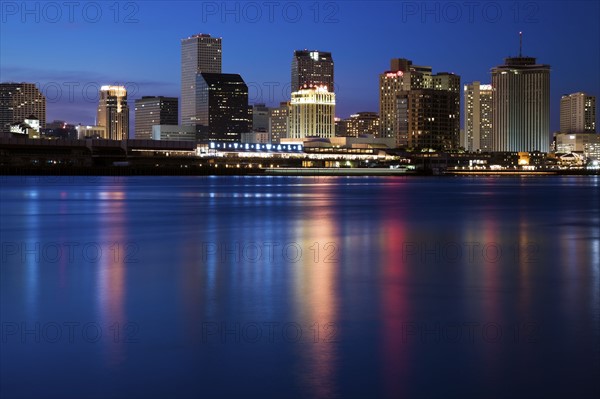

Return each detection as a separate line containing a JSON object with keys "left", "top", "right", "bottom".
{"left": 1, "top": 166, "right": 598, "bottom": 176}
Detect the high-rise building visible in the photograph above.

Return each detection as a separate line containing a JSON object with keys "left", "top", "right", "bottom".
{"left": 251, "top": 103, "right": 271, "bottom": 131}
{"left": 379, "top": 59, "right": 442, "bottom": 145}
{"left": 380, "top": 69, "right": 415, "bottom": 141}
{"left": 463, "top": 82, "right": 493, "bottom": 151}
{"left": 491, "top": 39, "right": 550, "bottom": 152}
{"left": 380, "top": 58, "right": 460, "bottom": 149}
{"left": 0, "top": 83, "right": 46, "bottom": 134}
{"left": 195, "top": 73, "right": 250, "bottom": 142}
{"left": 269, "top": 102, "right": 289, "bottom": 142}
{"left": 560, "top": 92, "right": 596, "bottom": 133}
{"left": 134, "top": 96, "right": 178, "bottom": 139}
{"left": 397, "top": 85, "right": 460, "bottom": 150}
{"left": 97, "top": 85, "right": 129, "bottom": 140}
{"left": 335, "top": 117, "right": 347, "bottom": 137}
{"left": 181, "top": 34, "right": 222, "bottom": 126}
{"left": 291, "top": 50, "right": 334, "bottom": 92}
{"left": 288, "top": 87, "right": 335, "bottom": 139}
{"left": 344, "top": 112, "right": 379, "bottom": 137}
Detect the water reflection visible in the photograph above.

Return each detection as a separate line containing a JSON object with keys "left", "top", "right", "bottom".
{"left": 96, "top": 185, "right": 128, "bottom": 367}
{"left": 291, "top": 181, "right": 339, "bottom": 398}
{"left": 380, "top": 210, "right": 409, "bottom": 398}
{"left": 24, "top": 188, "right": 40, "bottom": 319}
{"left": 1, "top": 176, "right": 599, "bottom": 398}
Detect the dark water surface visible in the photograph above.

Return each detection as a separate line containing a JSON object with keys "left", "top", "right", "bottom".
{"left": 1, "top": 176, "right": 599, "bottom": 398}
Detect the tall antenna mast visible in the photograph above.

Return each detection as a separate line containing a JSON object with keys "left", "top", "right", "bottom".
{"left": 519, "top": 31, "right": 523, "bottom": 57}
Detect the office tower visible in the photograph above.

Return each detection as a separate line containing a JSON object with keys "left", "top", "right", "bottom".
{"left": 335, "top": 117, "right": 347, "bottom": 137}
{"left": 134, "top": 96, "right": 178, "bottom": 139}
{"left": 379, "top": 59, "right": 433, "bottom": 143}
{"left": 291, "top": 50, "right": 334, "bottom": 92}
{"left": 344, "top": 112, "right": 379, "bottom": 137}
{"left": 380, "top": 58, "right": 460, "bottom": 149}
{"left": 0, "top": 82, "right": 46, "bottom": 134}
{"left": 491, "top": 35, "right": 550, "bottom": 152}
{"left": 397, "top": 86, "right": 460, "bottom": 150}
{"left": 463, "top": 82, "right": 493, "bottom": 151}
{"left": 195, "top": 73, "right": 249, "bottom": 142}
{"left": 560, "top": 92, "right": 596, "bottom": 133}
{"left": 288, "top": 87, "right": 335, "bottom": 139}
{"left": 251, "top": 103, "right": 270, "bottom": 131}
{"left": 269, "top": 102, "right": 289, "bottom": 142}
{"left": 97, "top": 85, "right": 129, "bottom": 140}
{"left": 181, "top": 34, "right": 222, "bottom": 126}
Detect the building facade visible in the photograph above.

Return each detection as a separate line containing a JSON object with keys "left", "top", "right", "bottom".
{"left": 344, "top": 112, "right": 379, "bottom": 137}
{"left": 135, "top": 96, "right": 178, "bottom": 139}
{"left": 560, "top": 92, "right": 596, "bottom": 134}
{"left": 555, "top": 133, "right": 600, "bottom": 160}
{"left": 0, "top": 83, "right": 46, "bottom": 134}
{"left": 195, "top": 73, "right": 250, "bottom": 142}
{"left": 463, "top": 82, "right": 493, "bottom": 151}
{"left": 76, "top": 125, "right": 106, "bottom": 139}
{"left": 379, "top": 69, "right": 414, "bottom": 141}
{"left": 288, "top": 87, "right": 335, "bottom": 139}
{"left": 151, "top": 125, "right": 196, "bottom": 141}
{"left": 379, "top": 59, "right": 459, "bottom": 149}
{"left": 269, "top": 102, "right": 289, "bottom": 142}
{"left": 397, "top": 86, "right": 460, "bottom": 150}
{"left": 181, "top": 34, "right": 222, "bottom": 126}
{"left": 492, "top": 56, "right": 550, "bottom": 152}
{"left": 251, "top": 103, "right": 271, "bottom": 132}
{"left": 291, "top": 50, "right": 334, "bottom": 92}
{"left": 97, "top": 85, "right": 129, "bottom": 140}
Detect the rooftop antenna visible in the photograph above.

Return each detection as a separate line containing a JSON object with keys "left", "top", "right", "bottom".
{"left": 519, "top": 31, "right": 523, "bottom": 57}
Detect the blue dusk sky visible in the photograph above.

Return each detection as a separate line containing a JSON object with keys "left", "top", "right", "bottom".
{"left": 1, "top": 0, "right": 598, "bottom": 132}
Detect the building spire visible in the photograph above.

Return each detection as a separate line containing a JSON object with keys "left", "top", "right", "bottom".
{"left": 519, "top": 31, "right": 523, "bottom": 57}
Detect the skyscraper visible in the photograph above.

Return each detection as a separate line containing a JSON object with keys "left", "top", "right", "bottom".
{"left": 560, "top": 92, "right": 596, "bottom": 133}
{"left": 491, "top": 36, "right": 550, "bottom": 152}
{"left": 195, "top": 73, "right": 249, "bottom": 142}
{"left": 0, "top": 83, "right": 46, "bottom": 134}
{"left": 251, "top": 103, "right": 271, "bottom": 132}
{"left": 379, "top": 59, "right": 434, "bottom": 143}
{"left": 463, "top": 82, "right": 493, "bottom": 151}
{"left": 380, "top": 58, "right": 460, "bottom": 149}
{"left": 181, "top": 34, "right": 222, "bottom": 126}
{"left": 269, "top": 102, "right": 289, "bottom": 142}
{"left": 97, "top": 85, "right": 129, "bottom": 140}
{"left": 134, "top": 96, "right": 178, "bottom": 139}
{"left": 291, "top": 50, "right": 334, "bottom": 92}
{"left": 288, "top": 87, "right": 335, "bottom": 139}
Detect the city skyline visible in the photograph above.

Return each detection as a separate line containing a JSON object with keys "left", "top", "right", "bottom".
{"left": 1, "top": 1, "right": 598, "bottom": 134}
